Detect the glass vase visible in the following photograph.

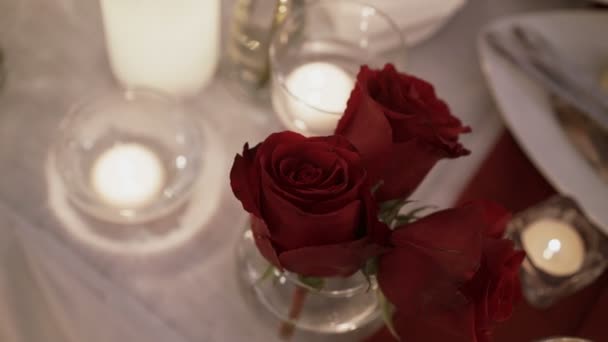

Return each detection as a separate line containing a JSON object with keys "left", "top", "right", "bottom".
{"left": 235, "top": 229, "right": 381, "bottom": 340}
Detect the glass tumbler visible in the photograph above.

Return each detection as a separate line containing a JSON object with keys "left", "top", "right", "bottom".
{"left": 269, "top": 0, "right": 406, "bottom": 136}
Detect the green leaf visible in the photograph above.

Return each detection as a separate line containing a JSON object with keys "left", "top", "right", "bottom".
{"left": 393, "top": 205, "right": 438, "bottom": 229}
{"left": 394, "top": 214, "right": 415, "bottom": 226}
{"left": 379, "top": 199, "right": 413, "bottom": 213}
{"left": 255, "top": 265, "right": 277, "bottom": 286}
{"left": 298, "top": 275, "right": 325, "bottom": 292}
{"left": 371, "top": 180, "right": 385, "bottom": 196}
{"left": 362, "top": 258, "right": 378, "bottom": 292}
{"left": 407, "top": 205, "right": 437, "bottom": 217}
{"left": 378, "top": 199, "right": 419, "bottom": 227}
{"left": 363, "top": 258, "right": 378, "bottom": 277}
{"left": 378, "top": 290, "right": 400, "bottom": 340}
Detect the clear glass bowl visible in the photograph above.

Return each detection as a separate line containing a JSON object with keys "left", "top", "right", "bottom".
{"left": 53, "top": 88, "right": 203, "bottom": 224}
{"left": 269, "top": 0, "right": 406, "bottom": 136}
{"left": 235, "top": 228, "right": 380, "bottom": 338}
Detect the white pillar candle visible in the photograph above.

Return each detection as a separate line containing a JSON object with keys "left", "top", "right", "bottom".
{"left": 91, "top": 143, "right": 165, "bottom": 208}
{"left": 521, "top": 219, "right": 585, "bottom": 277}
{"left": 100, "top": 0, "right": 220, "bottom": 97}
{"left": 283, "top": 62, "right": 355, "bottom": 134}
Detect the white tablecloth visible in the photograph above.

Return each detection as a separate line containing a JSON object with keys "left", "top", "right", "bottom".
{"left": 0, "top": 0, "right": 579, "bottom": 341}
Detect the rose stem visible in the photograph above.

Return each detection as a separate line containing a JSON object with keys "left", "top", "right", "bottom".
{"left": 279, "top": 285, "right": 309, "bottom": 340}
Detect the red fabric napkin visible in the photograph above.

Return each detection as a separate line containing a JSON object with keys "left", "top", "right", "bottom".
{"left": 364, "top": 131, "right": 608, "bottom": 342}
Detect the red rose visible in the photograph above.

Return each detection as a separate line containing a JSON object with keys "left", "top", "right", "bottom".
{"left": 230, "top": 131, "right": 390, "bottom": 277}
{"left": 463, "top": 220, "right": 526, "bottom": 341}
{"left": 378, "top": 202, "right": 524, "bottom": 342}
{"left": 335, "top": 64, "right": 471, "bottom": 201}
{"left": 377, "top": 203, "right": 486, "bottom": 316}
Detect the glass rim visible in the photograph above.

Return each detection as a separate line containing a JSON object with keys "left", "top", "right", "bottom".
{"left": 282, "top": 271, "right": 377, "bottom": 298}
{"left": 54, "top": 87, "right": 203, "bottom": 224}
{"left": 269, "top": 0, "right": 406, "bottom": 117}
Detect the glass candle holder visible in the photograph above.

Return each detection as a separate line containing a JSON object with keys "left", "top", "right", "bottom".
{"left": 53, "top": 88, "right": 203, "bottom": 224}
{"left": 506, "top": 195, "right": 608, "bottom": 308}
{"left": 269, "top": 0, "right": 406, "bottom": 136}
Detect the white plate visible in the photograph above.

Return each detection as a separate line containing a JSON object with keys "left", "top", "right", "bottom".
{"left": 364, "top": 0, "right": 467, "bottom": 49}
{"left": 478, "top": 10, "right": 608, "bottom": 233}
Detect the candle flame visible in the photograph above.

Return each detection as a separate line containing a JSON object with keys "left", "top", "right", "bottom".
{"left": 542, "top": 238, "right": 562, "bottom": 260}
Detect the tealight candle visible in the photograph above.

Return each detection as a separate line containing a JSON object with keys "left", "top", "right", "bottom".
{"left": 91, "top": 143, "right": 165, "bottom": 208}
{"left": 283, "top": 62, "right": 354, "bottom": 134}
{"left": 521, "top": 218, "right": 585, "bottom": 277}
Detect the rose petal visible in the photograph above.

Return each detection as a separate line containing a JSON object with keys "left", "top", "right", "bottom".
{"left": 391, "top": 204, "right": 485, "bottom": 281}
{"left": 378, "top": 245, "right": 468, "bottom": 316}
{"left": 335, "top": 69, "right": 394, "bottom": 184}
{"left": 260, "top": 163, "right": 363, "bottom": 215}
{"left": 261, "top": 182, "right": 363, "bottom": 250}
{"left": 373, "top": 139, "right": 440, "bottom": 201}
{"left": 278, "top": 238, "right": 385, "bottom": 277}
{"left": 230, "top": 143, "right": 262, "bottom": 216}
{"left": 250, "top": 216, "right": 282, "bottom": 269}
{"left": 482, "top": 239, "right": 525, "bottom": 276}
{"left": 393, "top": 305, "right": 477, "bottom": 342}
{"left": 477, "top": 201, "right": 512, "bottom": 238}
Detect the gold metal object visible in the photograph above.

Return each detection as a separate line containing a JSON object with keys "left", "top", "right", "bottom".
{"left": 228, "top": 0, "right": 304, "bottom": 89}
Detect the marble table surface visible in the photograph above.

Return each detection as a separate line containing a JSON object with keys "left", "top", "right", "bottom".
{"left": 0, "top": 0, "right": 580, "bottom": 341}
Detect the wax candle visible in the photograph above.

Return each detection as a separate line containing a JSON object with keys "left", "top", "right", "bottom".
{"left": 521, "top": 219, "right": 585, "bottom": 277}
{"left": 91, "top": 143, "right": 165, "bottom": 208}
{"left": 282, "top": 62, "right": 354, "bottom": 135}
{"left": 100, "top": 0, "right": 220, "bottom": 97}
